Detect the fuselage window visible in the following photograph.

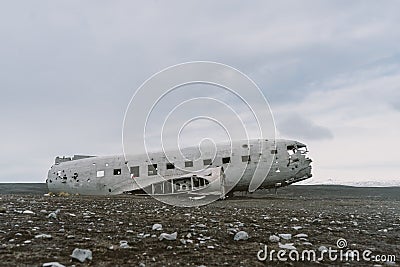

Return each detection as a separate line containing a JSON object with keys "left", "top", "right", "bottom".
{"left": 113, "top": 169, "right": 122, "bottom": 175}
{"left": 166, "top": 163, "right": 175, "bottom": 170}
{"left": 271, "top": 150, "right": 278, "bottom": 154}
{"left": 97, "top": 170, "right": 105, "bottom": 177}
{"left": 148, "top": 164, "right": 157, "bottom": 176}
{"left": 241, "top": 155, "right": 251, "bottom": 162}
{"left": 222, "top": 157, "right": 231, "bottom": 164}
{"left": 130, "top": 166, "right": 140, "bottom": 177}
{"left": 185, "top": 161, "right": 193, "bottom": 167}
{"left": 203, "top": 159, "right": 212, "bottom": 166}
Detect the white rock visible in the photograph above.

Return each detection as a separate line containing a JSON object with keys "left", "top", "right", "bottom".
{"left": 23, "top": 210, "right": 34, "bottom": 215}
{"left": 292, "top": 226, "right": 303, "bottom": 230}
{"left": 42, "top": 262, "right": 65, "bottom": 267}
{"left": 207, "top": 245, "right": 215, "bottom": 249}
{"left": 278, "top": 234, "right": 292, "bottom": 240}
{"left": 152, "top": 223, "right": 162, "bottom": 231}
{"left": 294, "top": 233, "right": 308, "bottom": 238}
{"left": 303, "top": 242, "right": 313, "bottom": 246}
{"left": 47, "top": 213, "right": 57, "bottom": 219}
{"left": 24, "top": 240, "right": 31, "bottom": 244}
{"left": 35, "top": 234, "right": 52, "bottom": 239}
{"left": 120, "top": 240, "right": 130, "bottom": 248}
{"left": 70, "top": 248, "right": 92, "bottom": 263}
{"left": 189, "top": 196, "right": 206, "bottom": 200}
{"left": 269, "top": 235, "right": 280, "bottom": 243}
{"left": 318, "top": 246, "right": 328, "bottom": 252}
{"left": 159, "top": 232, "right": 177, "bottom": 241}
{"left": 234, "top": 231, "right": 249, "bottom": 241}
{"left": 279, "top": 243, "right": 296, "bottom": 250}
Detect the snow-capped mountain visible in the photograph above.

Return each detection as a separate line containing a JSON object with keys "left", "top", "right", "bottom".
{"left": 298, "top": 178, "right": 400, "bottom": 187}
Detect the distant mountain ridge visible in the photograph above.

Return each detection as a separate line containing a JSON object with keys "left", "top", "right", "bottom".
{"left": 299, "top": 178, "right": 400, "bottom": 187}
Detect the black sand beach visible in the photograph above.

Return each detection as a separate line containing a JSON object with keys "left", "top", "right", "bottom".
{"left": 0, "top": 185, "right": 399, "bottom": 266}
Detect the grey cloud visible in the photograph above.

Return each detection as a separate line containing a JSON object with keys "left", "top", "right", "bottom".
{"left": 393, "top": 102, "right": 400, "bottom": 111}
{"left": 0, "top": 1, "right": 399, "bottom": 182}
{"left": 277, "top": 114, "right": 333, "bottom": 141}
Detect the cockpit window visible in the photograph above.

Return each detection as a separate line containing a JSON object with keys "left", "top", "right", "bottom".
{"left": 287, "top": 144, "right": 307, "bottom": 155}
{"left": 287, "top": 145, "right": 297, "bottom": 156}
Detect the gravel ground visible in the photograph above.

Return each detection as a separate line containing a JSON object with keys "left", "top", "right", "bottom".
{"left": 0, "top": 188, "right": 399, "bottom": 266}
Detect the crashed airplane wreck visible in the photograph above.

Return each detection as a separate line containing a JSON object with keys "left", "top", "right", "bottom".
{"left": 46, "top": 139, "right": 312, "bottom": 198}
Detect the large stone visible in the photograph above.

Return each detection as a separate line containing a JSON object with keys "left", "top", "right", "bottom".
{"left": 152, "top": 223, "right": 162, "bottom": 231}
{"left": 159, "top": 232, "right": 177, "bottom": 241}
{"left": 70, "top": 248, "right": 92, "bottom": 263}
{"left": 234, "top": 231, "right": 249, "bottom": 241}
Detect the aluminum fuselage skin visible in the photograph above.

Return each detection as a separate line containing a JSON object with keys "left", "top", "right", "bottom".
{"left": 47, "top": 139, "right": 312, "bottom": 195}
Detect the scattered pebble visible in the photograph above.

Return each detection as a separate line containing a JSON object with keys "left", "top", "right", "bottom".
{"left": 42, "top": 262, "right": 65, "bottom": 267}
{"left": 152, "top": 223, "right": 162, "bottom": 231}
{"left": 35, "top": 234, "right": 52, "bottom": 239}
{"left": 294, "top": 233, "right": 308, "bottom": 238}
{"left": 269, "top": 235, "right": 280, "bottom": 243}
{"left": 120, "top": 240, "right": 130, "bottom": 248}
{"left": 47, "top": 213, "right": 57, "bottom": 219}
{"left": 234, "top": 231, "right": 249, "bottom": 241}
{"left": 278, "top": 243, "right": 296, "bottom": 250}
{"left": 318, "top": 246, "right": 328, "bottom": 252}
{"left": 159, "top": 232, "right": 178, "bottom": 241}
{"left": 278, "top": 234, "right": 292, "bottom": 240}
{"left": 23, "top": 210, "right": 35, "bottom": 215}
{"left": 70, "top": 248, "right": 92, "bottom": 263}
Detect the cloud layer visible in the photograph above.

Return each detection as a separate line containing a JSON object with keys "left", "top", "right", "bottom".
{"left": 0, "top": 1, "right": 399, "bottom": 183}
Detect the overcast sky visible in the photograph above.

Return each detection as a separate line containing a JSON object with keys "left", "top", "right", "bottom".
{"left": 0, "top": 1, "right": 399, "bottom": 184}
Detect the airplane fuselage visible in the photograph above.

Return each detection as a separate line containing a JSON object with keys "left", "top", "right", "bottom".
{"left": 46, "top": 139, "right": 312, "bottom": 195}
